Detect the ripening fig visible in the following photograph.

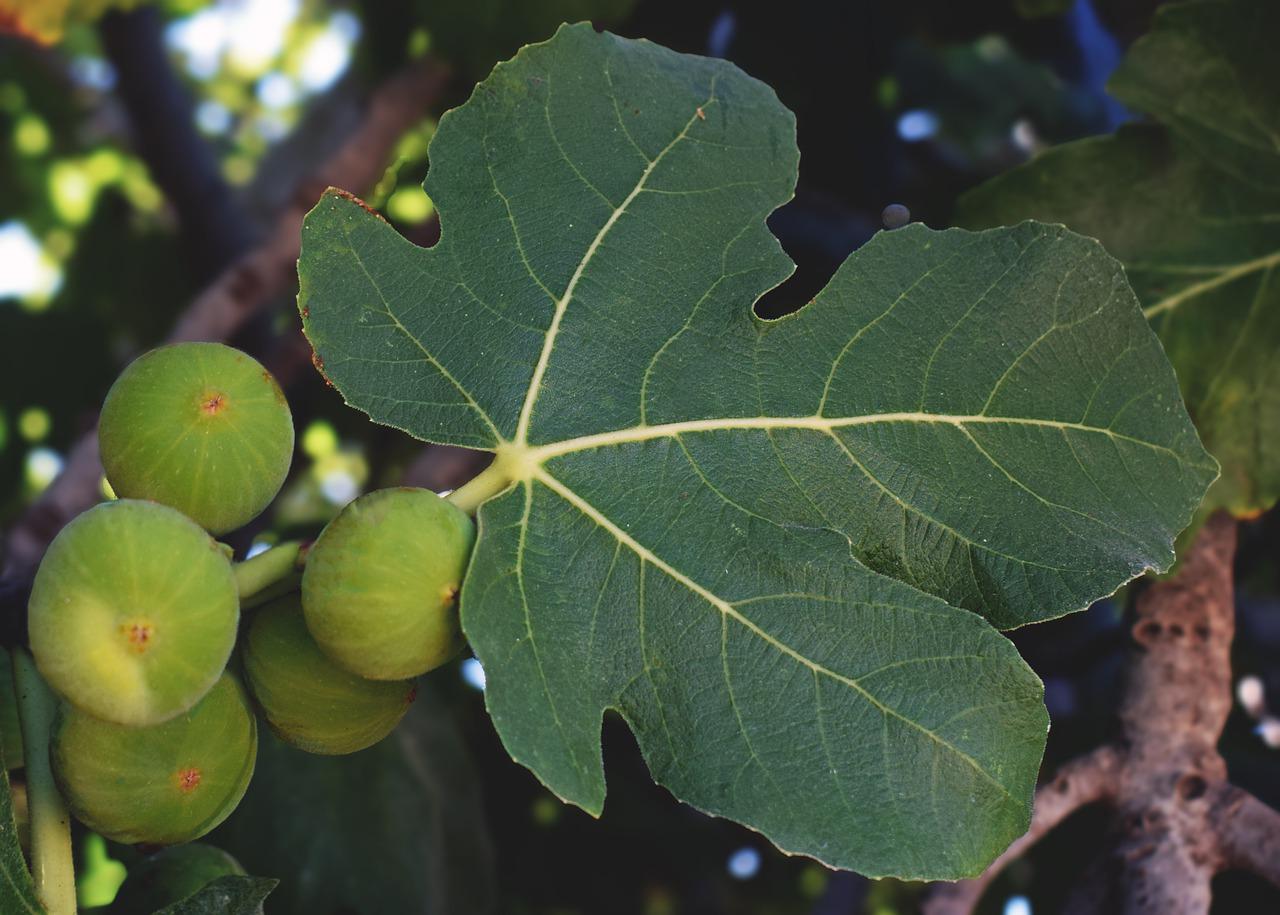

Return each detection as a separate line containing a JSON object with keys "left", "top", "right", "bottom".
{"left": 302, "top": 487, "right": 475, "bottom": 680}
{"left": 28, "top": 499, "right": 239, "bottom": 726}
{"left": 243, "top": 594, "right": 415, "bottom": 755}
{"left": 99, "top": 342, "right": 294, "bottom": 535}
{"left": 110, "top": 844, "right": 248, "bottom": 915}
{"left": 51, "top": 673, "right": 257, "bottom": 846}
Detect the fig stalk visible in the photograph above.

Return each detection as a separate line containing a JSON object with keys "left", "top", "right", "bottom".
{"left": 445, "top": 460, "right": 514, "bottom": 515}
{"left": 235, "top": 541, "right": 306, "bottom": 604}
{"left": 11, "top": 649, "right": 75, "bottom": 915}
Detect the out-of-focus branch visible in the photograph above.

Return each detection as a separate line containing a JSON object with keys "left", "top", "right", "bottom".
{"left": 1209, "top": 784, "right": 1280, "bottom": 888}
{"left": 922, "top": 746, "right": 1122, "bottom": 915}
{"left": 925, "top": 513, "right": 1280, "bottom": 915}
{"left": 2, "top": 55, "right": 451, "bottom": 581}
{"left": 99, "top": 6, "right": 253, "bottom": 279}
{"left": 1109, "top": 512, "right": 1237, "bottom": 913}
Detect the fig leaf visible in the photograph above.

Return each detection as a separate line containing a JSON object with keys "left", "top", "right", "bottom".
{"left": 298, "top": 23, "right": 1215, "bottom": 877}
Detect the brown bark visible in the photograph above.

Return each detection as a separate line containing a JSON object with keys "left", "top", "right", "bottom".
{"left": 1210, "top": 784, "right": 1280, "bottom": 888}
{"left": 923, "top": 513, "right": 1280, "bottom": 914}
{"left": 1110, "top": 511, "right": 1236, "bottom": 913}
{"left": 2, "top": 56, "right": 450, "bottom": 579}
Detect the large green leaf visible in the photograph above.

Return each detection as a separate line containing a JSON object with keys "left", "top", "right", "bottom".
{"left": 0, "top": 653, "right": 42, "bottom": 915}
{"left": 152, "top": 876, "right": 276, "bottom": 915}
{"left": 0, "top": 764, "right": 41, "bottom": 914}
{"left": 209, "top": 687, "right": 494, "bottom": 914}
{"left": 298, "top": 23, "right": 1214, "bottom": 877}
{"left": 1108, "top": 0, "right": 1280, "bottom": 191}
{"left": 960, "top": 0, "right": 1279, "bottom": 519}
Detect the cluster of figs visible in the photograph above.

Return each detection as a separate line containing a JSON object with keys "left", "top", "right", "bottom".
{"left": 25, "top": 342, "right": 475, "bottom": 848}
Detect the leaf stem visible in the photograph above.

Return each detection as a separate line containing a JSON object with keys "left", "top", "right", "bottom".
{"left": 11, "top": 649, "right": 76, "bottom": 915}
{"left": 234, "top": 541, "right": 305, "bottom": 603}
{"left": 446, "top": 462, "right": 514, "bottom": 516}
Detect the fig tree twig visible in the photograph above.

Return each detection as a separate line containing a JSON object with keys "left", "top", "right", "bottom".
{"left": 11, "top": 649, "right": 75, "bottom": 915}
{"left": 233, "top": 541, "right": 306, "bottom": 603}
{"left": 99, "top": 6, "right": 253, "bottom": 279}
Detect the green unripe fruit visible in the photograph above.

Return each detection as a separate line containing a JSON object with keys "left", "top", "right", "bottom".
{"left": 302, "top": 487, "right": 475, "bottom": 680}
{"left": 99, "top": 342, "right": 294, "bottom": 535}
{"left": 51, "top": 673, "right": 257, "bottom": 846}
{"left": 243, "top": 595, "right": 415, "bottom": 755}
{"left": 28, "top": 500, "right": 239, "bottom": 726}
{"left": 110, "top": 844, "right": 248, "bottom": 915}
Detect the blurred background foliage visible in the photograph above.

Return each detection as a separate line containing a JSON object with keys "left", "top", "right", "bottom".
{"left": 0, "top": 1, "right": 1277, "bottom": 913}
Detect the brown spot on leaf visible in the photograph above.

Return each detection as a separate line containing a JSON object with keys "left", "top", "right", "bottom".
{"left": 311, "top": 351, "right": 333, "bottom": 387}
{"left": 696, "top": 106, "right": 705, "bottom": 120}
{"left": 405, "top": 684, "right": 418, "bottom": 705}
{"left": 329, "top": 188, "right": 387, "bottom": 223}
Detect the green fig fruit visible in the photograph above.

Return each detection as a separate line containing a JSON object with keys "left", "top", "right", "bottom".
{"left": 99, "top": 342, "right": 294, "bottom": 535}
{"left": 51, "top": 673, "right": 257, "bottom": 846}
{"left": 243, "top": 595, "right": 415, "bottom": 755}
{"left": 301, "top": 487, "right": 474, "bottom": 680}
{"left": 29, "top": 500, "right": 239, "bottom": 726}
{"left": 110, "top": 844, "right": 248, "bottom": 915}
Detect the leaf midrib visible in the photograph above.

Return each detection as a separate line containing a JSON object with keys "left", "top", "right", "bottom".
{"left": 511, "top": 79, "right": 719, "bottom": 446}
{"left": 525, "top": 410, "right": 1210, "bottom": 467}
{"left": 1141, "top": 248, "right": 1280, "bottom": 319}
{"left": 533, "top": 468, "right": 1019, "bottom": 802}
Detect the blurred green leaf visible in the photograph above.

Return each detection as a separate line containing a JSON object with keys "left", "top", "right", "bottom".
{"left": 1014, "top": 0, "right": 1074, "bottom": 17}
{"left": 358, "top": 0, "right": 634, "bottom": 76}
{"left": 0, "top": 653, "right": 24, "bottom": 771}
{"left": 151, "top": 876, "right": 275, "bottom": 915}
{"left": 0, "top": 749, "right": 41, "bottom": 913}
{"left": 210, "top": 687, "right": 494, "bottom": 915}
{"left": 1108, "top": 0, "right": 1280, "bottom": 190}
{"left": 960, "top": 0, "right": 1280, "bottom": 520}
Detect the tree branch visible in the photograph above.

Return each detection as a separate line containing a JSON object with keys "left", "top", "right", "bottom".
{"left": 99, "top": 6, "right": 252, "bottom": 279}
{"left": 1109, "top": 512, "right": 1237, "bottom": 914}
{"left": 1209, "top": 784, "right": 1280, "bottom": 888}
{"left": 1, "top": 56, "right": 451, "bottom": 582}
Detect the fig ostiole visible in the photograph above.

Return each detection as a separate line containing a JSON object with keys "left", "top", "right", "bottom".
{"left": 51, "top": 673, "right": 257, "bottom": 846}
{"left": 243, "top": 594, "right": 415, "bottom": 755}
{"left": 99, "top": 342, "right": 295, "bottom": 536}
{"left": 28, "top": 500, "right": 239, "bottom": 727}
{"left": 301, "top": 487, "right": 475, "bottom": 680}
